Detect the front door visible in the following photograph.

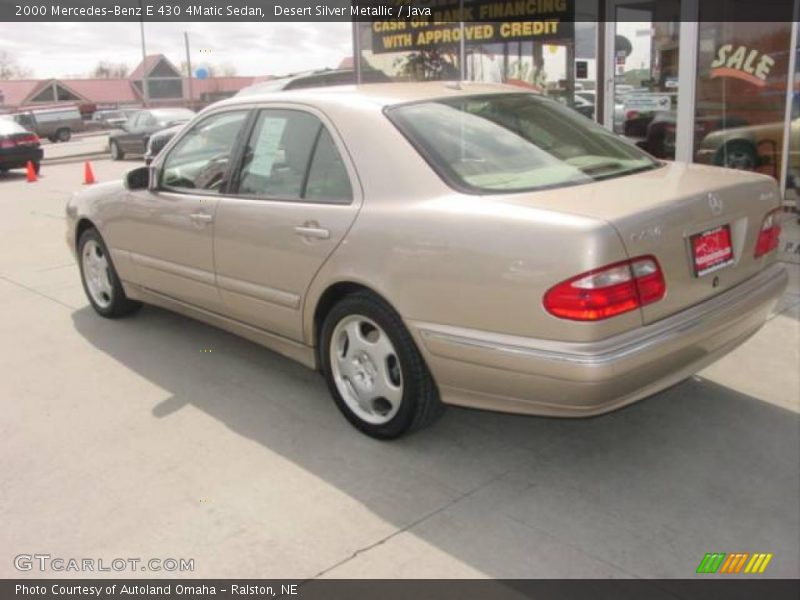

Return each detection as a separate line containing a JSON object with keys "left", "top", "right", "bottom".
{"left": 121, "top": 109, "right": 251, "bottom": 310}
{"left": 213, "top": 107, "right": 361, "bottom": 342}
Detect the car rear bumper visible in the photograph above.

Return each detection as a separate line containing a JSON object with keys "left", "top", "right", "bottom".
{"left": 0, "top": 147, "right": 43, "bottom": 169}
{"left": 409, "top": 262, "right": 787, "bottom": 417}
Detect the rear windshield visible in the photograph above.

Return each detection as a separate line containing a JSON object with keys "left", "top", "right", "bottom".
{"left": 386, "top": 93, "right": 660, "bottom": 194}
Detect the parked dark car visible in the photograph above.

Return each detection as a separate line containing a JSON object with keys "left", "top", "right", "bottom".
{"left": 0, "top": 117, "right": 43, "bottom": 174}
{"left": 108, "top": 108, "right": 195, "bottom": 160}
{"left": 144, "top": 122, "right": 185, "bottom": 165}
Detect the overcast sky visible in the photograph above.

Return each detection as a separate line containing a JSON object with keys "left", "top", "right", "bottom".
{"left": 0, "top": 22, "right": 353, "bottom": 78}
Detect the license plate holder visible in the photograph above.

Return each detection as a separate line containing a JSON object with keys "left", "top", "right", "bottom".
{"left": 690, "top": 225, "right": 734, "bottom": 277}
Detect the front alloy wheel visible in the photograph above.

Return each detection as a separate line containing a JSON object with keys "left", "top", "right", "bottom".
{"left": 78, "top": 228, "right": 141, "bottom": 318}
{"left": 82, "top": 238, "right": 113, "bottom": 309}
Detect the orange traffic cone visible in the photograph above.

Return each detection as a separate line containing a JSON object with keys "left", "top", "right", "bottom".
{"left": 83, "top": 161, "right": 96, "bottom": 185}
{"left": 25, "top": 161, "right": 37, "bottom": 183}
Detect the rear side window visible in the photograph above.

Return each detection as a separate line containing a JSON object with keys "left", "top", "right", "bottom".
{"left": 161, "top": 110, "right": 248, "bottom": 194}
{"left": 304, "top": 128, "right": 352, "bottom": 203}
{"left": 236, "top": 109, "right": 352, "bottom": 203}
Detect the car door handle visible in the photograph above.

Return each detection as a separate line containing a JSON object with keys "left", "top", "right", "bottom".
{"left": 190, "top": 212, "right": 213, "bottom": 223}
{"left": 294, "top": 225, "right": 330, "bottom": 240}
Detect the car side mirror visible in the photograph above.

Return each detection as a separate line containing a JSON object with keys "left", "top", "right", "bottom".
{"left": 124, "top": 166, "right": 150, "bottom": 191}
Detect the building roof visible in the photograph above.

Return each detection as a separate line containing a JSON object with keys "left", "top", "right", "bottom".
{"left": 0, "top": 80, "right": 48, "bottom": 106}
{"left": 129, "top": 54, "right": 165, "bottom": 80}
{"left": 0, "top": 53, "right": 260, "bottom": 109}
{"left": 63, "top": 79, "right": 141, "bottom": 103}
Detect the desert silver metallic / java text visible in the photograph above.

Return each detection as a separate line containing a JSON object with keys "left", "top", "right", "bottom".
{"left": 81, "top": 240, "right": 113, "bottom": 309}
{"left": 330, "top": 315, "right": 403, "bottom": 425}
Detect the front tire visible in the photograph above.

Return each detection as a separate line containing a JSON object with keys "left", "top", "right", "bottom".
{"left": 78, "top": 228, "right": 141, "bottom": 318}
{"left": 320, "top": 292, "right": 443, "bottom": 439}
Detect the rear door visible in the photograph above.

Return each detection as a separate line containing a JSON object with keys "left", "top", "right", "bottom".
{"left": 213, "top": 106, "right": 361, "bottom": 342}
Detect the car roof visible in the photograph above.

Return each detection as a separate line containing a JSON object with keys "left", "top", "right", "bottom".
{"left": 215, "top": 82, "right": 535, "bottom": 111}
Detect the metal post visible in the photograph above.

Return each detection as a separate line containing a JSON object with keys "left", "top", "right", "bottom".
{"left": 352, "top": 20, "right": 362, "bottom": 84}
{"left": 779, "top": 2, "right": 799, "bottom": 204}
{"left": 184, "top": 32, "right": 194, "bottom": 109}
{"left": 139, "top": 1, "right": 149, "bottom": 107}
{"left": 459, "top": 0, "right": 465, "bottom": 81}
{"left": 596, "top": 1, "right": 607, "bottom": 126}
{"left": 675, "top": 0, "right": 699, "bottom": 163}
{"left": 602, "top": 8, "right": 616, "bottom": 130}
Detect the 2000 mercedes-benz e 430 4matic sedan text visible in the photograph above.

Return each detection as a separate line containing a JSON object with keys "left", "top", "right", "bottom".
{"left": 66, "top": 83, "right": 788, "bottom": 439}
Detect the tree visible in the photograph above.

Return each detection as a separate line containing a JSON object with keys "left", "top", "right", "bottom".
{"left": 394, "top": 49, "right": 459, "bottom": 81}
{"left": 89, "top": 61, "right": 129, "bottom": 79}
{"left": 0, "top": 50, "right": 32, "bottom": 79}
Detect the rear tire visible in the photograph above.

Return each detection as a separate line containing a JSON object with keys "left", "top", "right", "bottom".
{"left": 56, "top": 128, "right": 71, "bottom": 143}
{"left": 320, "top": 291, "right": 443, "bottom": 439}
{"left": 110, "top": 141, "right": 124, "bottom": 161}
{"left": 78, "top": 228, "right": 141, "bottom": 318}
{"left": 32, "top": 161, "right": 40, "bottom": 175}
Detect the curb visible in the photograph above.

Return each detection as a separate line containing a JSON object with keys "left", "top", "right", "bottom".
{"left": 42, "top": 152, "right": 110, "bottom": 165}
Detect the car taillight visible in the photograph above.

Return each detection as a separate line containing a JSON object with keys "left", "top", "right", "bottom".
{"left": 754, "top": 208, "right": 782, "bottom": 258}
{"left": 544, "top": 256, "right": 666, "bottom": 321}
{"left": 18, "top": 134, "right": 39, "bottom": 145}
{"left": 0, "top": 137, "right": 14, "bottom": 149}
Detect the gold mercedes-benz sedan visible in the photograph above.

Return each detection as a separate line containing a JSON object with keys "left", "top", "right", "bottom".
{"left": 66, "top": 83, "right": 788, "bottom": 439}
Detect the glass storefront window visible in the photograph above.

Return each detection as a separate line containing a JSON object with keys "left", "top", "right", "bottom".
{"left": 359, "top": 1, "right": 598, "bottom": 122}
{"left": 693, "top": 21, "right": 794, "bottom": 183}
{"left": 357, "top": 21, "right": 460, "bottom": 82}
{"left": 788, "top": 32, "right": 800, "bottom": 206}
{"left": 609, "top": 0, "right": 681, "bottom": 159}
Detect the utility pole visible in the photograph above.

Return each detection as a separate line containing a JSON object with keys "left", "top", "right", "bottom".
{"left": 139, "top": 0, "right": 149, "bottom": 107}
{"left": 184, "top": 31, "right": 194, "bottom": 110}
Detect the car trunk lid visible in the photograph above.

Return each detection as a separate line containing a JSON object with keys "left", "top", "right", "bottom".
{"left": 501, "top": 161, "right": 782, "bottom": 325}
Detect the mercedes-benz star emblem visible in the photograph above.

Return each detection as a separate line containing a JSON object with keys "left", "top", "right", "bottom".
{"left": 708, "top": 192, "right": 723, "bottom": 216}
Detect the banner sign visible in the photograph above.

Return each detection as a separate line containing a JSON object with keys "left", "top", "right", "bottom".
{"left": 371, "top": 0, "right": 575, "bottom": 53}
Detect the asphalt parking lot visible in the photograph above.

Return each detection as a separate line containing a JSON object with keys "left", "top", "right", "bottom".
{"left": 1, "top": 159, "right": 798, "bottom": 579}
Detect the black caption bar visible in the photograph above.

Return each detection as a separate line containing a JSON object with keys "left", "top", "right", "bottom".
{"left": 5, "top": 579, "right": 800, "bottom": 600}
{"left": 0, "top": 0, "right": 796, "bottom": 22}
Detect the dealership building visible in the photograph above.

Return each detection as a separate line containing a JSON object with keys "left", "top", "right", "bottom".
{"left": 351, "top": 0, "right": 799, "bottom": 214}
{"left": 0, "top": 54, "right": 258, "bottom": 114}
